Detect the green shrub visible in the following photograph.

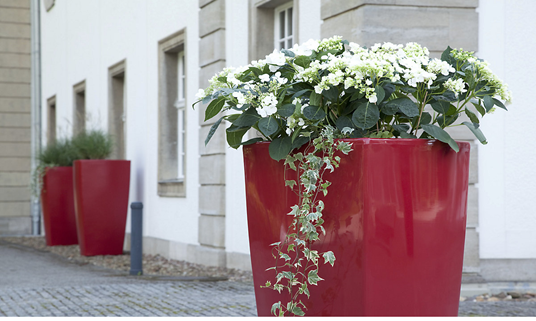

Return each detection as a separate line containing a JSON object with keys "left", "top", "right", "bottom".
{"left": 38, "top": 138, "right": 79, "bottom": 167}
{"left": 72, "top": 129, "right": 113, "bottom": 160}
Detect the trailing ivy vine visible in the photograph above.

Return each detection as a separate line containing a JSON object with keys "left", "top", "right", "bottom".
{"left": 263, "top": 126, "right": 353, "bottom": 316}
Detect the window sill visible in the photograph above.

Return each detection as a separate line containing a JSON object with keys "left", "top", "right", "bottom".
{"left": 157, "top": 179, "right": 186, "bottom": 197}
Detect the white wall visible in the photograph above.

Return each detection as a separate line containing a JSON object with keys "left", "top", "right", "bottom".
{"left": 40, "top": 0, "right": 200, "bottom": 246}
{"left": 478, "top": 0, "right": 536, "bottom": 258}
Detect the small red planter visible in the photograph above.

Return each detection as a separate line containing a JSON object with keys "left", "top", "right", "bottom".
{"left": 40, "top": 167, "right": 78, "bottom": 246}
{"left": 243, "top": 138, "right": 470, "bottom": 316}
{"left": 73, "top": 160, "right": 131, "bottom": 256}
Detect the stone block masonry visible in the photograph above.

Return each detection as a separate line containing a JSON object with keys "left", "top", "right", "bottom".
{"left": 0, "top": 0, "right": 32, "bottom": 235}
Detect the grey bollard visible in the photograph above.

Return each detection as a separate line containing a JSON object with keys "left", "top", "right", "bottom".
{"left": 130, "top": 202, "right": 143, "bottom": 276}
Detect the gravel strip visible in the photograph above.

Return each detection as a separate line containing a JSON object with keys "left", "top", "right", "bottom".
{"left": 1, "top": 236, "right": 253, "bottom": 283}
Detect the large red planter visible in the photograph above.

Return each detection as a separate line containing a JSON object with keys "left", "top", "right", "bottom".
{"left": 243, "top": 138, "right": 470, "bottom": 316}
{"left": 40, "top": 167, "right": 78, "bottom": 246}
{"left": 73, "top": 160, "right": 131, "bottom": 256}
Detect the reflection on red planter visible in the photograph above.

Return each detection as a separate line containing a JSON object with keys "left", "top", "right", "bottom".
{"left": 243, "top": 138, "right": 470, "bottom": 316}
{"left": 73, "top": 160, "right": 130, "bottom": 256}
{"left": 41, "top": 167, "right": 78, "bottom": 246}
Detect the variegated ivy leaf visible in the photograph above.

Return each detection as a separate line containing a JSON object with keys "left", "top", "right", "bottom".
{"left": 270, "top": 241, "right": 281, "bottom": 246}
{"left": 284, "top": 155, "right": 297, "bottom": 171}
{"left": 265, "top": 281, "right": 271, "bottom": 287}
{"left": 271, "top": 302, "right": 281, "bottom": 316}
{"left": 337, "top": 141, "right": 353, "bottom": 155}
{"left": 287, "top": 244, "right": 295, "bottom": 252}
{"left": 288, "top": 205, "right": 299, "bottom": 216}
{"left": 273, "top": 284, "right": 284, "bottom": 293}
{"left": 280, "top": 253, "right": 291, "bottom": 261}
{"left": 323, "top": 251, "right": 336, "bottom": 267}
{"left": 341, "top": 127, "right": 355, "bottom": 135}
{"left": 316, "top": 200, "right": 324, "bottom": 212}
{"left": 285, "top": 180, "right": 297, "bottom": 189}
{"left": 323, "top": 157, "right": 334, "bottom": 172}
{"left": 307, "top": 269, "right": 324, "bottom": 286}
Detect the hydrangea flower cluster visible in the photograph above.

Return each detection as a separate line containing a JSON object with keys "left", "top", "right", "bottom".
{"left": 196, "top": 36, "right": 512, "bottom": 160}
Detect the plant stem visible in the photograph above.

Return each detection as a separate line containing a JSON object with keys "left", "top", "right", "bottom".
{"left": 413, "top": 91, "right": 428, "bottom": 135}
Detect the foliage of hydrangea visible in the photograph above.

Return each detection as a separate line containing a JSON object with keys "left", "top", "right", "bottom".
{"left": 194, "top": 36, "right": 512, "bottom": 316}
{"left": 196, "top": 37, "right": 511, "bottom": 159}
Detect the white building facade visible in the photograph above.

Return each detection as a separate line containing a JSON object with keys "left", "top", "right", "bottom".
{"left": 38, "top": 0, "right": 536, "bottom": 281}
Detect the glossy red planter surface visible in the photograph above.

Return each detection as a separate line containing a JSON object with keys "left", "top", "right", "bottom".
{"left": 73, "top": 160, "right": 130, "bottom": 256}
{"left": 41, "top": 167, "right": 78, "bottom": 246}
{"left": 243, "top": 138, "right": 470, "bottom": 316}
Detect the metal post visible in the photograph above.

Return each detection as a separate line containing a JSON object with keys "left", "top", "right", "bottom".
{"left": 130, "top": 202, "right": 143, "bottom": 276}
{"left": 30, "top": 0, "right": 42, "bottom": 235}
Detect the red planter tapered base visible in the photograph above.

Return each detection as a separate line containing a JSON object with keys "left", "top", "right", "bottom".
{"left": 73, "top": 160, "right": 130, "bottom": 256}
{"left": 41, "top": 167, "right": 78, "bottom": 246}
{"left": 243, "top": 138, "right": 470, "bottom": 316}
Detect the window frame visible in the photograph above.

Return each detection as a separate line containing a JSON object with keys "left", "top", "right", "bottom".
{"left": 157, "top": 29, "right": 187, "bottom": 197}
{"left": 274, "top": 2, "right": 294, "bottom": 50}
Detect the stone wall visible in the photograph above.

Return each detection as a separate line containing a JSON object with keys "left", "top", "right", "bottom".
{"left": 0, "top": 0, "right": 32, "bottom": 235}
{"left": 197, "top": 0, "right": 228, "bottom": 267}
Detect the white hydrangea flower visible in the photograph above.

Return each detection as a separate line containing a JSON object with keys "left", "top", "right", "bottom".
{"left": 256, "top": 93, "right": 278, "bottom": 117}
{"left": 195, "top": 89, "right": 205, "bottom": 100}
{"left": 274, "top": 72, "right": 288, "bottom": 85}
{"left": 259, "top": 74, "right": 270, "bottom": 82}
{"left": 444, "top": 78, "right": 467, "bottom": 97}
{"left": 232, "top": 92, "right": 247, "bottom": 108}
{"left": 291, "top": 39, "right": 319, "bottom": 56}
{"left": 427, "top": 58, "right": 455, "bottom": 76}
{"left": 265, "top": 50, "right": 287, "bottom": 72}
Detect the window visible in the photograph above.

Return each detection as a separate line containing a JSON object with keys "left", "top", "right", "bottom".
{"left": 157, "top": 29, "right": 187, "bottom": 197}
{"left": 176, "top": 51, "right": 186, "bottom": 181}
{"left": 73, "top": 80, "right": 86, "bottom": 136}
{"left": 108, "top": 60, "right": 126, "bottom": 160}
{"left": 274, "top": 2, "right": 294, "bottom": 50}
{"left": 46, "top": 95, "right": 56, "bottom": 144}
{"left": 249, "top": 0, "right": 298, "bottom": 61}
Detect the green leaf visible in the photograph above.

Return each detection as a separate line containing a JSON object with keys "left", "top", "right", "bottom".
{"left": 441, "top": 46, "right": 456, "bottom": 65}
{"left": 323, "top": 251, "right": 336, "bottom": 267}
{"left": 465, "top": 108, "right": 479, "bottom": 124}
{"left": 375, "top": 85, "right": 385, "bottom": 104}
{"left": 258, "top": 116, "right": 279, "bottom": 136}
{"left": 492, "top": 98, "right": 507, "bottom": 111}
{"left": 392, "top": 124, "right": 410, "bottom": 135}
{"left": 400, "top": 132, "right": 417, "bottom": 139}
{"left": 291, "top": 306, "right": 305, "bottom": 316}
{"left": 285, "top": 180, "right": 296, "bottom": 189}
{"left": 307, "top": 269, "right": 324, "bottom": 286}
{"left": 352, "top": 102, "right": 380, "bottom": 129}
{"left": 205, "top": 116, "right": 224, "bottom": 146}
{"left": 335, "top": 115, "right": 355, "bottom": 132}
{"left": 291, "top": 89, "right": 311, "bottom": 101}
{"left": 323, "top": 86, "right": 339, "bottom": 102}
{"left": 241, "top": 137, "right": 263, "bottom": 146}
{"left": 277, "top": 104, "right": 295, "bottom": 117}
{"left": 232, "top": 108, "right": 261, "bottom": 127}
{"left": 350, "top": 91, "right": 365, "bottom": 101}
{"left": 417, "top": 112, "right": 432, "bottom": 126}
{"left": 294, "top": 55, "right": 311, "bottom": 68}
{"left": 483, "top": 95, "right": 494, "bottom": 112}
{"left": 226, "top": 126, "right": 248, "bottom": 149}
{"left": 462, "top": 121, "right": 488, "bottom": 145}
{"left": 309, "top": 92, "right": 322, "bottom": 106}
{"left": 303, "top": 105, "right": 326, "bottom": 121}
{"left": 292, "top": 136, "right": 309, "bottom": 150}
{"left": 436, "top": 113, "right": 458, "bottom": 127}
{"left": 434, "top": 90, "right": 457, "bottom": 102}
{"left": 281, "top": 49, "right": 295, "bottom": 57}
{"left": 271, "top": 302, "right": 281, "bottom": 316}
{"left": 386, "top": 98, "right": 419, "bottom": 117}
{"left": 472, "top": 101, "right": 486, "bottom": 116}
{"left": 269, "top": 137, "right": 293, "bottom": 161}
{"left": 421, "top": 124, "right": 459, "bottom": 152}
{"left": 431, "top": 100, "right": 451, "bottom": 114}
{"left": 204, "top": 97, "right": 225, "bottom": 121}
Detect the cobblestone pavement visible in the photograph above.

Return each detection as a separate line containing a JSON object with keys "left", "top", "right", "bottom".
{"left": 0, "top": 282, "right": 256, "bottom": 317}
{"left": 1, "top": 240, "right": 536, "bottom": 316}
